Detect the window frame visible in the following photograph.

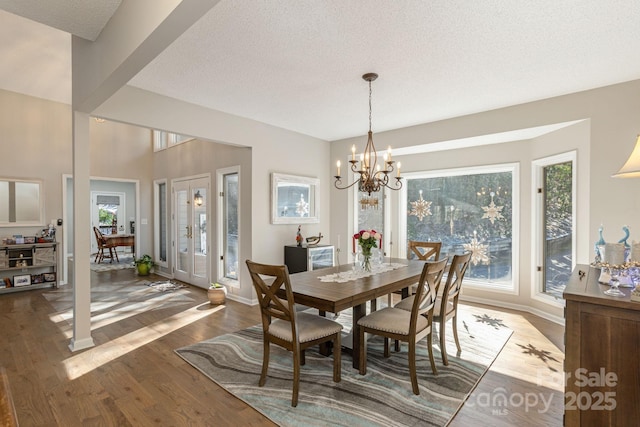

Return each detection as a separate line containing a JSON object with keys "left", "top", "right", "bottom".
{"left": 531, "top": 151, "right": 576, "bottom": 307}
{"left": 153, "top": 179, "right": 169, "bottom": 268}
{"left": 216, "top": 166, "right": 241, "bottom": 288}
{"left": 398, "top": 162, "right": 520, "bottom": 294}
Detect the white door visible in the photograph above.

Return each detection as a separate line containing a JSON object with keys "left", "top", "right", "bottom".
{"left": 173, "top": 177, "right": 209, "bottom": 288}
{"left": 90, "top": 192, "right": 125, "bottom": 254}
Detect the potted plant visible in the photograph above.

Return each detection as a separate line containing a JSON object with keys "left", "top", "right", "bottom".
{"left": 134, "top": 254, "right": 154, "bottom": 276}
{"left": 208, "top": 282, "right": 227, "bottom": 305}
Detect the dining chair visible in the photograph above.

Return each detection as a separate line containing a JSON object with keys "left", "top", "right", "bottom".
{"left": 245, "top": 260, "right": 343, "bottom": 407}
{"left": 432, "top": 251, "right": 472, "bottom": 365}
{"left": 387, "top": 240, "right": 442, "bottom": 306}
{"left": 93, "top": 227, "right": 117, "bottom": 263}
{"left": 357, "top": 258, "right": 447, "bottom": 395}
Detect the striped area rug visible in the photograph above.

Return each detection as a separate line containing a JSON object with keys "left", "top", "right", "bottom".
{"left": 175, "top": 305, "right": 512, "bottom": 426}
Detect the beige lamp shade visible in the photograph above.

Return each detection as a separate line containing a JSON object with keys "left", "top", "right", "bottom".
{"left": 613, "top": 135, "right": 640, "bottom": 178}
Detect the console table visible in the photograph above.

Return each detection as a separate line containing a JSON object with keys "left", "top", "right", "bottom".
{"left": 284, "top": 245, "right": 334, "bottom": 274}
{"left": 563, "top": 265, "right": 640, "bottom": 426}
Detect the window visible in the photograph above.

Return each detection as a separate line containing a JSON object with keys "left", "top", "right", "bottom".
{"left": 354, "top": 189, "right": 386, "bottom": 254}
{"left": 533, "top": 152, "right": 575, "bottom": 303}
{"left": 217, "top": 167, "right": 240, "bottom": 285}
{"left": 154, "top": 180, "right": 168, "bottom": 266}
{"left": 400, "top": 164, "right": 518, "bottom": 292}
{"left": 0, "top": 178, "right": 44, "bottom": 226}
{"left": 153, "top": 130, "right": 194, "bottom": 152}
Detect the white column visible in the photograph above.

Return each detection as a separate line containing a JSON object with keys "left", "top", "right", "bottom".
{"left": 69, "top": 111, "right": 94, "bottom": 352}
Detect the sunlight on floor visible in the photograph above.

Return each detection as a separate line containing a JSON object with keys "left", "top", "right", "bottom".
{"left": 48, "top": 287, "right": 195, "bottom": 335}
{"left": 475, "top": 308, "right": 565, "bottom": 392}
{"left": 62, "top": 302, "right": 224, "bottom": 380}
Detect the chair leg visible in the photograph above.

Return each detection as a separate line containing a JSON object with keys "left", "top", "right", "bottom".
{"left": 94, "top": 250, "right": 100, "bottom": 263}
{"left": 259, "top": 338, "right": 269, "bottom": 387}
{"left": 292, "top": 349, "right": 300, "bottom": 407}
{"left": 333, "top": 332, "right": 341, "bottom": 383}
{"left": 409, "top": 340, "right": 419, "bottom": 395}
{"left": 383, "top": 337, "right": 390, "bottom": 358}
{"left": 358, "top": 327, "right": 367, "bottom": 375}
{"left": 440, "top": 319, "right": 449, "bottom": 366}
{"left": 113, "top": 248, "right": 119, "bottom": 263}
{"left": 452, "top": 315, "right": 461, "bottom": 353}
{"left": 427, "top": 332, "right": 438, "bottom": 375}
{"left": 300, "top": 349, "right": 305, "bottom": 366}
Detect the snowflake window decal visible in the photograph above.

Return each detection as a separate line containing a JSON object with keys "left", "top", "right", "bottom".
{"left": 481, "top": 191, "right": 504, "bottom": 224}
{"left": 408, "top": 190, "right": 432, "bottom": 221}
{"left": 296, "top": 194, "right": 309, "bottom": 217}
{"left": 463, "top": 230, "right": 490, "bottom": 266}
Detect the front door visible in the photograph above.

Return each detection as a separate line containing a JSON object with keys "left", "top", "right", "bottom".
{"left": 173, "top": 177, "right": 209, "bottom": 288}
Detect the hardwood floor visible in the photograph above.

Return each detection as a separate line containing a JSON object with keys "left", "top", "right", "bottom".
{"left": 0, "top": 269, "right": 565, "bottom": 426}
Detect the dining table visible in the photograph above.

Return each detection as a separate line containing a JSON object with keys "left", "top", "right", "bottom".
{"left": 102, "top": 233, "right": 135, "bottom": 255}
{"left": 284, "top": 258, "right": 425, "bottom": 369}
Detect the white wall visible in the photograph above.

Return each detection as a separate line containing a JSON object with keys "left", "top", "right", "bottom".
{"left": 95, "top": 86, "right": 331, "bottom": 303}
{"left": 331, "top": 79, "right": 640, "bottom": 321}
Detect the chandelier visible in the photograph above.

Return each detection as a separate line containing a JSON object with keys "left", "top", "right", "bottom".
{"left": 334, "top": 73, "right": 402, "bottom": 196}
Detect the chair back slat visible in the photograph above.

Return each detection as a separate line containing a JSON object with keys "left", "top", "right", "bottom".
{"left": 441, "top": 252, "right": 472, "bottom": 306}
{"left": 407, "top": 240, "right": 442, "bottom": 261}
{"left": 412, "top": 258, "right": 448, "bottom": 325}
{"left": 93, "top": 227, "right": 106, "bottom": 249}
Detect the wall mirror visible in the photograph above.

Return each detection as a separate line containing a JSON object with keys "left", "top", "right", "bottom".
{"left": 271, "top": 173, "right": 319, "bottom": 224}
{"left": 0, "top": 178, "right": 44, "bottom": 226}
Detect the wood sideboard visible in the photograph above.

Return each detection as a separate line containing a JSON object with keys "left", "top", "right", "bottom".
{"left": 563, "top": 265, "right": 640, "bottom": 426}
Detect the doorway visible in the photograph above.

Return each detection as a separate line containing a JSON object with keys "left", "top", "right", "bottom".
{"left": 90, "top": 191, "right": 125, "bottom": 254}
{"left": 173, "top": 176, "right": 210, "bottom": 288}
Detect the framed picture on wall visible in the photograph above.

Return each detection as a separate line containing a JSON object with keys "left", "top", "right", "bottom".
{"left": 43, "top": 272, "right": 56, "bottom": 283}
{"left": 13, "top": 274, "right": 31, "bottom": 287}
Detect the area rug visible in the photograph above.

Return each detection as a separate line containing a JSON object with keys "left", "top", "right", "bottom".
{"left": 146, "top": 280, "right": 186, "bottom": 292}
{"left": 175, "top": 307, "right": 512, "bottom": 427}
{"left": 90, "top": 255, "right": 135, "bottom": 272}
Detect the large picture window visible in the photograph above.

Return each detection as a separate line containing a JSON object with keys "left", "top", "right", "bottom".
{"left": 401, "top": 164, "right": 518, "bottom": 291}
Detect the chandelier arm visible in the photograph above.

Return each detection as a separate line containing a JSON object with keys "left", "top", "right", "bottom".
{"left": 334, "top": 177, "right": 363, "bottom": 191}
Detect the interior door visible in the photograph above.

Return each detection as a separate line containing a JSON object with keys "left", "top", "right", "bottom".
{"left": 173, "top": 178, "right": 209, "bottom": 288}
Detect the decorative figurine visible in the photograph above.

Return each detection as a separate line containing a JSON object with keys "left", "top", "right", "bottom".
{"left": 306, "top": 232, "right": 323, "bottom": 246}
{"left": 296, "top": 225, "right": 303, "bottom": 247}
{"left": 595, "top": 224, "right": 605, "bottom": 263}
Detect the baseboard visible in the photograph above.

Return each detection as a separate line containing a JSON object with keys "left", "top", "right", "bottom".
{"left": 226, "top": 293, "right": 256, "bottom": 306}
{"left": 460, "top": 295, "right": 565, "bottom": 326}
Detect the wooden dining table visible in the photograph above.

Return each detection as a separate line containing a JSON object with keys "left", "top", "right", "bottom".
{"left": 285, "top": 258, "right": 425, "bottom": 368}
{"left": 102, "top": 233, "right": 135, "bottom": 254}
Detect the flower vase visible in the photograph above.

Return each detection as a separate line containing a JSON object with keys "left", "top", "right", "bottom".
{"left": 360, "top": 245, "right": 372, "bottom": 272}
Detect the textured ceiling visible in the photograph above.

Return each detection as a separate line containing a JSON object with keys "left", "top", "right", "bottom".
{"left": 3, "top": 1, "right": 640, "bottom": 141}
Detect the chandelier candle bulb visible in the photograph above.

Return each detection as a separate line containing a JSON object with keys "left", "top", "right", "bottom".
{"left": 336, "top": 160, "right": 341, "bottom": 177}
{"left": 387, "top": 146, "right": 392, "bottom": 162}
{"left": 397, "top": 162, "right": 401, "bottom": 177}
{"left": 351, "top": 145, "right": 356, "bottom": 161}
